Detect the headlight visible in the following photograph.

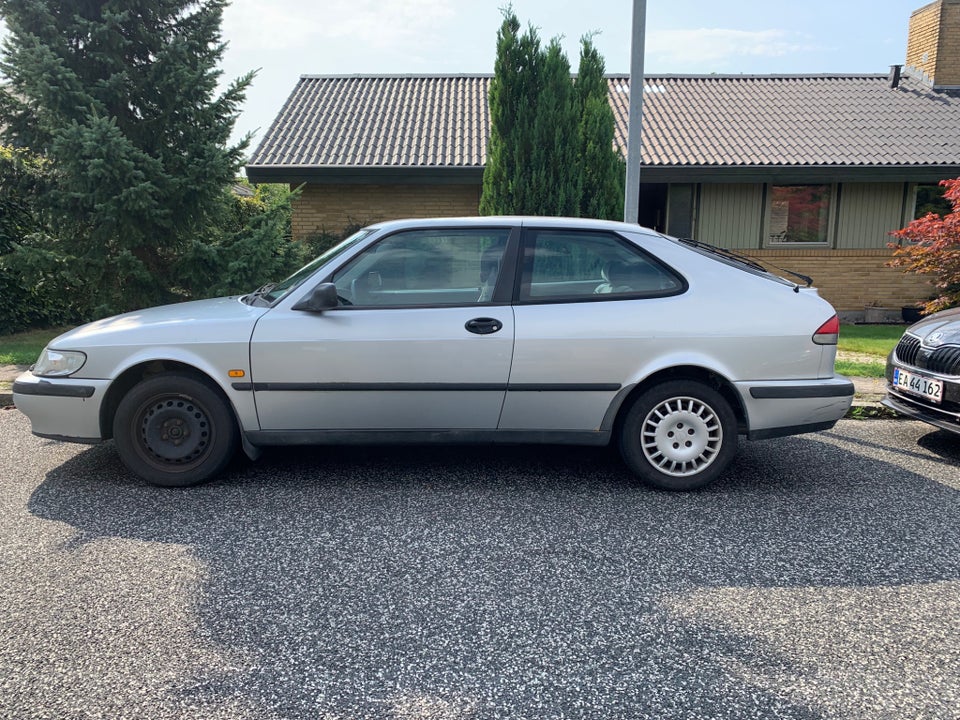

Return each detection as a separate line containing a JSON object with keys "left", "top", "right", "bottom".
{"left": 32, "top": 349, "right": 87, "bottom": 377}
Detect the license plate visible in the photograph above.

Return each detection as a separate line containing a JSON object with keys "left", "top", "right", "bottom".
{"left": 893, "top": 367, "right": 944, "bottom": 404}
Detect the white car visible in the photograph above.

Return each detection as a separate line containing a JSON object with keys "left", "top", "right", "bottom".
{"left": 14, "top": 217, "right": 853, "bottom": 490}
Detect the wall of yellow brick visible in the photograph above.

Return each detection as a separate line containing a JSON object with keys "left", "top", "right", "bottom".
{"left": 741, "top": 249, "right": 932, "bottom": 314}
{"left": 938, "top": 1, "right": 960, "bottom": 86}
{"left": 291, "top": 183, "right": 481, "bottom": 240}
{"left": 908, "top": 1, "right": 941, "bottom": 77}
{"left": 907, "top": 0, "right": 960, "bottom": 86}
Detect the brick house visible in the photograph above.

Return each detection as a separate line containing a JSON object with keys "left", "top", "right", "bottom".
{"left": 247, "top": 0, "right": 960, "bottom": 318}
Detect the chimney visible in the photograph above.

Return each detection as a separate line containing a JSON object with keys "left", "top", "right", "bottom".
{"left": 906, "top": 0, "right": 960, "bottom": 88}
{"left": 889, "top": 64, "right": 903, "bottom": 88}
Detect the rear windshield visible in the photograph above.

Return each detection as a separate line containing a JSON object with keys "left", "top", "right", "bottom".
{"left": 664, "top": 235, "right": 802, "bottom": 288}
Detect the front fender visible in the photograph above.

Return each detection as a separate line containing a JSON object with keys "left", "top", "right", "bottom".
{"left": 97, "top": 345, "right": 259, "bottom": 433}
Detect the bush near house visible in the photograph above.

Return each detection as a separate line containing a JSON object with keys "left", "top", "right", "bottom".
{"left": 888, "top": 177, "right": 960, "bottom": 314}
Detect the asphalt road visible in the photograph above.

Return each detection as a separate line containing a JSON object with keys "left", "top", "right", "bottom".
{"left": 1, "top": 407, "right": 959, "bottom": 720}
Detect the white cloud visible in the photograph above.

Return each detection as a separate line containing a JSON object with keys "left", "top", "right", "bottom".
{"left": 223, "top": 0, "right": 456, "bottom": 52}
{"left": 647, "top": 28, "right": 819, "bottom": 71}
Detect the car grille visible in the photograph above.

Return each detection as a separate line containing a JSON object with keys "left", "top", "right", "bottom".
{"left": 927, "top": 346, "right": 960, "bottom": 376}
{"left": 895, "top": 334, "right": 960, "bottom": 376}
{"left": 895, "top": 334, "right": 921, "bottom": 366}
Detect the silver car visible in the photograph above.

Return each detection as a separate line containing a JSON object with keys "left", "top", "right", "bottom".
{"left": 14, "top": 217, "right": 853, "bottom": 490}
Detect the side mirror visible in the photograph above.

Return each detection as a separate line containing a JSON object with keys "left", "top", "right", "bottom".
{"left": 292, "top": 283, "right": 339, "bottom": 312}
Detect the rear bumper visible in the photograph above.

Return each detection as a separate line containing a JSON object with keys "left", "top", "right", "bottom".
{"left": 735, "top": 376, "right": 854, "bottom": 440}
{"left": 12, "top": 371, "right": 110, "bottom": 443}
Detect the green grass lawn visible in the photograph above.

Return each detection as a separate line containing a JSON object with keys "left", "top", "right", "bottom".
{"left": 836, "top": 323, "right": 903, "bottom": 378}
{"left": 0, "top": 327, "right": 69, "bottom": 365}
{"left": 837, "top": 324, "right": 905, "bottom": 356}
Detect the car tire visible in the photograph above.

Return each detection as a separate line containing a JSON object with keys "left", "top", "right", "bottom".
{"left": 620, "top": 380, "right": 737, "bottom": 491}
{"left": 113, "top": 373, "right": 238, "bottom": 487}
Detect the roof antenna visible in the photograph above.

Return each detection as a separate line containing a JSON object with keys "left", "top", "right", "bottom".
{"left": 889, "top": 64, "right": 902, "bottom": 89}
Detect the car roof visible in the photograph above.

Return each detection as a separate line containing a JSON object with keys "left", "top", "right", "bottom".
{"left": 364, "top": 216, "right": 660, "bottom": 236}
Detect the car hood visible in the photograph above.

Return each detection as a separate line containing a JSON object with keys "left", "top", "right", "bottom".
{"left": 49, "top": 296, "right": 269, "bottom": 349}
{"left": 905, "top": 307, "right": 960, "bottom": 346}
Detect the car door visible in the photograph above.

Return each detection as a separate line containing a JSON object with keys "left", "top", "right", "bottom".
{"left": 250, "top": 226, "right": 518, "bottom": 431}
{"left": 500, "top": 227, "right": 686, "bottom": 432}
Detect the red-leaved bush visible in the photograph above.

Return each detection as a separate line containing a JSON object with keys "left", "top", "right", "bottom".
{"left": 889, "top": 178, "right": 960, "bottom": 314}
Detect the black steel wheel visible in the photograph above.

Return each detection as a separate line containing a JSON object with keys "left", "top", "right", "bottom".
{"left": 113, "top": 373, "right": 238, "bottom": 487}
{"left": 620, "top": 380, "right": 737, "bottom": 491}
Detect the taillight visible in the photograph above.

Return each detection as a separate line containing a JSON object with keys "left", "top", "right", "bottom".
{"left": 813, "top": 315, "right": 840, "bottom": 345}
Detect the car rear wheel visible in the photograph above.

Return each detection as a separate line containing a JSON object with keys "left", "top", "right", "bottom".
{"left": 620, "top": 380, "right": 737, "bottom": 491}
{"left": 113, "top": 373, "right": 238, "bottom": 487}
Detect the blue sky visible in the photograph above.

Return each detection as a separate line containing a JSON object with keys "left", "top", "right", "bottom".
{"left": 0, "top": 0, "right": 928, "bottom": 151}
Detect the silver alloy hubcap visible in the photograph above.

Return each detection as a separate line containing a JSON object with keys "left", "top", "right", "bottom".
{"left": 641, "top": 396, "right": 722, "bottom": 477}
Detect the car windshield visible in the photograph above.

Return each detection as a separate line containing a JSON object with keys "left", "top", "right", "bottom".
{"left": 243, "top": 228, "right": 376, "bottom": 306}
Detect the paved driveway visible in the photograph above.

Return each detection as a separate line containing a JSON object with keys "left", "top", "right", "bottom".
{"left": 1, "top": 408, "right": 959, "bottom": 719}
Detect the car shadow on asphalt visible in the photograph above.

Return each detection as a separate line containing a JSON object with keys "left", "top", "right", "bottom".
{"left": 915, "top": 428, "right": 960, "bottom": 462}
{"left": 821, "top": 426, "right": 960, "bottom": 467}
{"left": 24, "top": 434, "right": 960, "bottom": 719}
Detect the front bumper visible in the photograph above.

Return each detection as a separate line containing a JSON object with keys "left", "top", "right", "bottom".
{"left": 12, "top": 371, "right": 111, "bottom": 443}
{"left": 735, "top": 376, "right": 855, "bottom": 440}
{"left": 882, "top": 389, "right": 960, "bottom": 435}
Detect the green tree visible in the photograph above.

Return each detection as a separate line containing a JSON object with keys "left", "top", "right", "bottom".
{"left": 0, "top": 145, "right": 77, "bottom": 334}
{"left": 175, "top": 182, "right": 304, "bottom": 299}
{"left": 480, "top": 10, "right": 624, "bottom": 219}
{"left": 480, "top": 9, "right": 542, "bottom": 216}
{"left": 576, "top": 35, "right": 624, "bottom": 220}
{"left": 530, "top": 38, "right": 579, "bottom": 216}
{"left": 0, "top": 0, "right": 253, "bottom": 318}
{"left": 0, "top": 145, "right": 44, "bottom": 255}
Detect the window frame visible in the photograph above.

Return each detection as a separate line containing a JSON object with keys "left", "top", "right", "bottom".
{"left": 762, "top": 183, "right": 837, "bottom": 248}
{"left": 911, "top": 182, "right": 952, "bottom": 220}
{"left": 323, "top": 225, "right": 521, "bottom": 310}
{"left": 515, "top": 228, "right": 688, "bottom": 306}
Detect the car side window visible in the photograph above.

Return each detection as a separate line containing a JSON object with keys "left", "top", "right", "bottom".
{"left": 331, "top": 229, "right": 510, "bottom": 307}
{"left": 519, "top": 230, "right": 684, "bottom": 302}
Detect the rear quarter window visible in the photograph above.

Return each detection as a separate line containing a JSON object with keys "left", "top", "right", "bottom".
{"left": 519, "top": 229, "right": 686, "bottom": 302}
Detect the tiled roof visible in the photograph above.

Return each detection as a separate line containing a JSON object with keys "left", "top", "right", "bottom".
{"left": 248, "top": 72, "right": 960, "bottom": 171}
{"left": 608, "top": 73, "right": 960, "bottom": 167}
{"left": 251, "top": 75, "right": 489, "bottom": 168}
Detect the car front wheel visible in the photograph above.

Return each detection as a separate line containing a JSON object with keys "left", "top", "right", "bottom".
{"left": 620, "top": 380, "right": 737, "bottom": 491}
{"left": 113, "top": 373, "right": 238, "bottom": 487}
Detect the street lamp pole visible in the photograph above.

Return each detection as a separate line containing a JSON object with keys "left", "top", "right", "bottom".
{"left": 624, "top": 0, "right": 646, "bottom": 224}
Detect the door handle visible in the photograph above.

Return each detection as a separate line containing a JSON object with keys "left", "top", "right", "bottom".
{"left": 465, "top": 317, "right": 503, "bottom": 335}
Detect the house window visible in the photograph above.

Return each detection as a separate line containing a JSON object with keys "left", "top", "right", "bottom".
{"left": 766, "top": 185, "right": 832, "bottom": 245}
{"left": 914, "top": 184, "right": 951, "bottom": 219}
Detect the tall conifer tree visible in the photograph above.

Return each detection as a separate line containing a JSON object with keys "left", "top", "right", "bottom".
{"left": 530, "top": 38, "right": 579, "bottom": 216}
{"left": 0, "top": 0, "right": 253, "bottom": 316}
{"left": 481, "top": 10, "right": 624, "bottom": 219}
{"left": 576, "top": 36, "right": 624, "bottom": 220}
{"left": 480, "top": 9, "right": 542, "bottom": 216}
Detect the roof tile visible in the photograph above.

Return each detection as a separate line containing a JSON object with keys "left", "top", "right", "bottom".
{"left": 248, "top": 73, "right": 960, "bottom": 170}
